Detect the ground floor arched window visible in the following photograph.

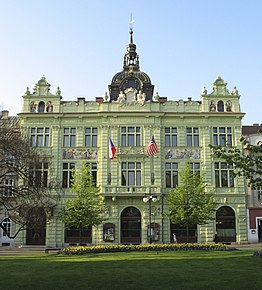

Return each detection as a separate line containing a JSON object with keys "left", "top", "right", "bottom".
{"left": 216, "top": 206, "right": 236, "bottom": 243}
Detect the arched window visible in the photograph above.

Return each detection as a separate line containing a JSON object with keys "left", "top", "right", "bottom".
{"left": 1, "top": 218, "right": 11, "bottom": 237}
{"left": 38, "top": 101, "right": 45, "bottom": 112}
{"left": 217, "top": 101, "right": 224, "bottom": 112}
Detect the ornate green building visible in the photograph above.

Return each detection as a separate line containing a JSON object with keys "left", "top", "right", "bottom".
{"left": 15, "top": 29, "right": 247, "bottom": 246}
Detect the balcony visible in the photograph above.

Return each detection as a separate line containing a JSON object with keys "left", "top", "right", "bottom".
{"left": 103, "top": 186, "right": 160, "bottom": 197}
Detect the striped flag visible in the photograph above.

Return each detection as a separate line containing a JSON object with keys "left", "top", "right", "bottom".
{"left": 146, "top": 136, "right": 159, "bottom": 156}
{"left": 109, "top": 138, "right": 116, "bottom": 160}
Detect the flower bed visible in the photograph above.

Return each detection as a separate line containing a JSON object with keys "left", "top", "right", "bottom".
{"left": 62, "top": 243, "right": 236, "bottom": 255}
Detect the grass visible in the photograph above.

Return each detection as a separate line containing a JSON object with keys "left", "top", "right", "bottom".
{"left": 0, "top": 250, "right": 261, "bottom": 290}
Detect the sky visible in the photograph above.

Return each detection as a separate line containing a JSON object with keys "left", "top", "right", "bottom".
{"left": 0, "top": 0, "right": 261, "bottom": 125}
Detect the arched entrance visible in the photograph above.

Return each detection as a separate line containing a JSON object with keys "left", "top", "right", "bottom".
{"left": 121, "top": 207, "right": 141, "bottom": 244}
{"left": 26, "top": 208, "right": 46, "bottom": 245}
{"left": 216, "top": 206, "right": 236, "bottom": 243}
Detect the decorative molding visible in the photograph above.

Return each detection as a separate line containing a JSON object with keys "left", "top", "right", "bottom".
{"left": 62, "top": 148, "right": 98, "bottom": 160}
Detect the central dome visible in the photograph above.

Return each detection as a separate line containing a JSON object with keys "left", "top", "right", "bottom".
{"left": 108, "top": 29, "right": 154, "bottom": 102}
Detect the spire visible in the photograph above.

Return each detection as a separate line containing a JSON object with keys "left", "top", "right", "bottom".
{"left": 123, "top": 24, "right": 140, "bottom": 71}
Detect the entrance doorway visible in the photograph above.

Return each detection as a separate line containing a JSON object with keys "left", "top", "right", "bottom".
{"left": 121, "top": 207, "right": 141, "bottom": 244}
{"left": 216, "top": 206, "right": 236, "bottom": 243}
{"left": 258, "top": 220, "right": 262, "bottom": 242}
{"left": 26, "top": 208, "right": 46, "bottom": 245}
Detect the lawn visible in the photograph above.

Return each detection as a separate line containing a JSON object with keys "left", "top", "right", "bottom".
{"left": 0, "top": 250, "right": 261, "bottom": 290}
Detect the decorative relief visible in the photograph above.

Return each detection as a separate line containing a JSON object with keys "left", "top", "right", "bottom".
{"left": 62, "top": 148, "right": 98, "bottom": 159}
{"left": 117, "top": 147, "right": 145, "bottom": 155}
{"left": 165, "top": 148, "right": 201, "bottom": 159}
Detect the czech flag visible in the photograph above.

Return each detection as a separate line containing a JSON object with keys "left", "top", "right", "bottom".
{"left": 109, "top": 138, "right": 116, "bottom": 160}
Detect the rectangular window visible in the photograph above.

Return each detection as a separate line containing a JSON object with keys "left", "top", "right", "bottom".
{"left": 165, "top": 127, "right": 177, "bottom": 147}
{"left": 256, "top": 187, "right": 262, "bottom": 202}
{"left": 2, "top": 178, "right": 15, "bottom": 197}
{"left": 121, "top": 162, "right": 141, "bottom": 186}
{"left": 121, "top": 127, "right": 141, "bottom": 147}
{"left": 186, "top": 127, "right": 199, "bottom": 147}
{"left": 190, "top": 162, "right": 201, "bottom": 175}
{"left": 29, "top": 162, "right": 48, "bottom": 187}
{"left": 165, "top": 162, "right": 178, "bottom": 188}
{"left": 30, "top": 128, "right": 50, "bottom": 147}
{"left": 62, "top": 162, "right": 75, "bottom": 188}
{"left": 86, "top": 162, "right": 97, "bottom": 186}
{"left": 63, "top": 128, "right": 76, "bottom": 147}
{"left": 213, "top": 127, "right": 232, "bottom": 146}
{"left": 215, "top": 162, "right": 234, "bottom": 187}
{"left": 85, "top": 128, "right": 98, "bottom": 147}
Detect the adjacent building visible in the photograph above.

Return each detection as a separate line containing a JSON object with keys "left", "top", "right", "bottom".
{"left": 1, "top": 29, "right": 248, "bottom": 246}
{"left": 242, "top": 125, "right": 262, "bottom": 243}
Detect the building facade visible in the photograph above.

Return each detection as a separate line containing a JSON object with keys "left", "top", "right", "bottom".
{"left": 7, "top": 29, "right": 248, "bottom": 246}
{"left": 242, "top": 125, "right": 262, "bottom": 243}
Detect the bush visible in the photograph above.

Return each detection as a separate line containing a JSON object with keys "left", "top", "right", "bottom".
{"left": 61, "top": 243, "right": 236, "bottom": 255}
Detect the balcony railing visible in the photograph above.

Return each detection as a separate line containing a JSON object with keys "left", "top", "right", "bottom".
{"left": 103, "top": 186, "right": 160, "bottom": 196}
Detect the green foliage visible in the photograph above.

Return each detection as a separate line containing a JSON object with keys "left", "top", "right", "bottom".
{"left": 168, "top": 162, "right": 217, "bottom": 227}
{"left": 209, "top": 138, "right": 262, "bottom": 188}
{"left": 59, "top": 163, "right": 107, "bottom": 229}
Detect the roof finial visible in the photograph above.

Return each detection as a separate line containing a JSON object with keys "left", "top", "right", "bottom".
{"left": 129, "top": 14, "right": 135, "bottom": 44}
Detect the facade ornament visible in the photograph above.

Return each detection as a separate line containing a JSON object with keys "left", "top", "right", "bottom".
{"left": 25, "top": 87, "right": 30, "bottom": 95}
{"left": 226, "top": 101, "right": 232, "bottom": 112}
{"left": 30, "top": 101, "right": 36, "bottom": 112}
{"left": 103, "top": 92, "right": 108, "bottom": 102}
{"left": 136, "top": 90, "right": 146, "bottom": 106}
{"left": 154, "top": 92, "right": 160, "bottom": 101}
{"left": 201, "top": 86, "right": 207, "bottom": 95}
{"left": 232, "top": 86, "right": 238, "bottom": 96}
{"left": 56, "top": 86, "right": 61, "bottom": 95}
{"left": 46, "top": 101, "right": 53, "bottom": 112}
{"left": 209, "top": 100, "right": 216, "bottom": 112}
{"left": 116, "top": 91, "right": 126, "bottom": 103}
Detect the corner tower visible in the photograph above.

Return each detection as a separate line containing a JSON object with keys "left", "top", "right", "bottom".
{"left": 108, "top": 28, "right": 154, "bottom": 102}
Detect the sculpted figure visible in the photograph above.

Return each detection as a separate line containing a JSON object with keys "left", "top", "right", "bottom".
{"left": 137, "top": 90, "right": 145, "bottom": 105}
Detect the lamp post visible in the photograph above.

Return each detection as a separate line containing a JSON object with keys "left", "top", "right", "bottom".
{"left": 143, "top": 195, "right": 157, "bottom": 244}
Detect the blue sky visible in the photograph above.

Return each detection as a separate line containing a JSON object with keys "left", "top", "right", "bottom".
{"left": 0, "top": 0, "right": 261, "bottom": 125}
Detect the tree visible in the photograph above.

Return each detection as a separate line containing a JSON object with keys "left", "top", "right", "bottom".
{"left": 168, "top": 162, "right": 217, "bottom": 243}
{"left": 0, "top": 115, "right": 56, "bottom": 239}
{"left": 209, "top": 137, "right": 262, "bottom": 189}
{"left": 59, "top": 162, "right": 107, "bottom": 244}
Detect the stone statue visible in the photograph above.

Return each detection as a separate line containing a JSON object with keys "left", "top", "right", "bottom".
{"left": 201, "top": 86, "right": 207, "bottom": 95}
{"left": 30, "top": 101, "right": 36, "bottom": 112}
{"left": 116, "top": 91, "right": 126, "bottom": 103}
{"left": 232, "top": 86, "right": 238, "bottom": 96}
{"left": 46, "top": 101, "right": 53, "bottom": 112}
{"left": 209, "top": 100, "right": 216, "bottom": 112}
{"left": 226, "top": 101, "right": 232, "bottom": 112}
{"left": 137, "top": 90, "right": 145, "bottom": 105}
